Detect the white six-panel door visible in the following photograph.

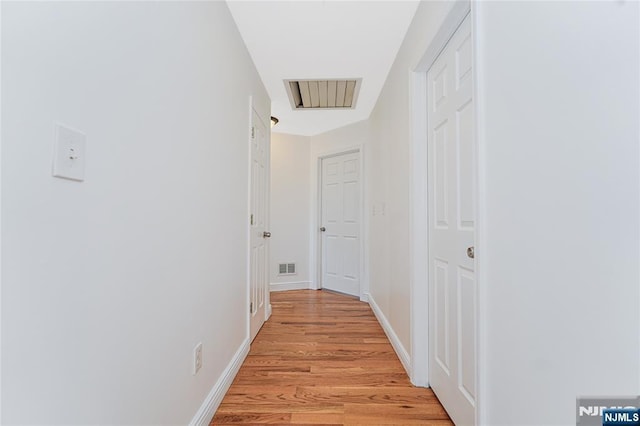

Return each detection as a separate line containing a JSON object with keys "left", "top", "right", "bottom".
{"left": 427, "top": 14, "right": 476, "bottom": 426}
{"left": 320, "top": 152, "right": 360, "bottom": 297}
{"left": 249, "top": 109, "right": 269, "bottom": 341}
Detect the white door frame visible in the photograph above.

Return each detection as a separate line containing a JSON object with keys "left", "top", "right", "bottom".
{"left": 409, "top": 0, "right": 485, "bottom": 423}
{"left": 246, "top": 96, "right": 271, "bottom": 343}
{"left": 312, "top": 146, "right": 368, "bottom": 301}
{"left": 0, "top": 4, "right": 3, "bottom": 413}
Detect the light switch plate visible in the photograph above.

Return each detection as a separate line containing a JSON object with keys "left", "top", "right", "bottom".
{"left": 53, "top": 123, "right": 86, "bottom": 181}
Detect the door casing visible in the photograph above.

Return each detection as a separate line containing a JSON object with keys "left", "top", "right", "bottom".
{"left": 408, "top": 0, "right": 485, "bottom": 424}
{"left": 312, "top": 147, "right": 368, "bottom": 301}
{"left": 318, "top": 151, "right": 362, "bottom": 297}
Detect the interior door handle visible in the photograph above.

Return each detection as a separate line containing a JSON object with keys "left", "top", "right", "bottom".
{"left": 467, "top": 246, "right": 475, "bottom": 259}
{"left": 263, "top": 231, "right": 271, "bottom": 238}
{"left": 320, "top": 227, "right": 326, "bottom": 232}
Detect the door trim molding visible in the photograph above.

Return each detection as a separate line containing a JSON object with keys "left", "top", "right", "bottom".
{"left": 312, "top": 146, "right": 367, "bottom": 301}
{"left": 408, "top": 68, "right": 429, "bottom": 387}
{"left": 471, "top": 4, "right": 488, "bottom": 424}
{"left": 245, "top": 96, "right": 253, "bottom": 342}
{"left": 415, "top": 0, "right": 472, "bottom": 73}
{"left": 408, "top": 0, "right": 472, "bottom": 390}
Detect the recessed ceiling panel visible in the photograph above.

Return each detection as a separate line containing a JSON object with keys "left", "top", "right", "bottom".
{"left": 285, "top": 79, "right": 361, "bottom": 110}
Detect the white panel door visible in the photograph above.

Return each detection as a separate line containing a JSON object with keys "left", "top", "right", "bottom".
{"left": 250, "top": 109, "right": 269, "bottom": 341}
{"left": 320, "top": 152, "right": 360, "bottom": 297}
{"left": 427, "top": 15, "right": 476, "bottom": 426}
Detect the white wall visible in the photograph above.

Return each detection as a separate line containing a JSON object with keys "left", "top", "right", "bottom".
{"left": 269, "top": 132, "right": 312, "bottom": 291}
{"left": 1, "top": 2, "right": 269, "bottom": 424}
{"left": 367, "top": 0, "right": 454, "bottom": 357}
{"left": 475, "top": 2, "right": 640, "bottom": 424}
{"left": 309, "top": 120, "right": 370, "bottom": 295}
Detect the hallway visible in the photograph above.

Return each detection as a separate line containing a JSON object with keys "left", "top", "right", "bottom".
{"left": 2, "top": 1, "right": 638, "bottom": 424}
{"left": 212, "top": 290, "right": 452, "bottom": 425}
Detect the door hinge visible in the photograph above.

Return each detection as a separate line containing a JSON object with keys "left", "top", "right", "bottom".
{"left": 251, "top": 126, "right": 256, "bottom": 139}
{"left": 250, "top": 214, "right": 254, "bottom": 225}
{"left": 250, "top": 302, "right": 254, "bottom": 313}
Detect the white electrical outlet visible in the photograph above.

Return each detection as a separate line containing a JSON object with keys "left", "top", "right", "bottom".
{"left": 52, "top": 123, "right": 86, "bottom": 181}
{"left": 193, "top": 342, "right": 203, "bottom": 375}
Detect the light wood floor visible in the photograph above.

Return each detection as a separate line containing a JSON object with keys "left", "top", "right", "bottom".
{"left": 211, "top": 290, "right": 453, "bottom": 425}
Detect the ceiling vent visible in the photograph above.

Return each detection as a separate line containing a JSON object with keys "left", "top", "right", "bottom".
{"left": 285, "top": 79, "right": 361, "bottom": 110}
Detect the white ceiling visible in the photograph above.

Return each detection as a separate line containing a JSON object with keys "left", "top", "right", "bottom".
{"left": 226, "top": 0, "right": 420, "bottom": 136}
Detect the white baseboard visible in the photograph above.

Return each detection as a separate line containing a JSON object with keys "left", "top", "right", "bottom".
{"left": 366, "top": 292, "right": 412, "bottom": 377}
{"left": 189, "top": 338, "right": 250, "bottom": 426}
{"left": 270, "top": 281, "right": 313, "bottom": 292}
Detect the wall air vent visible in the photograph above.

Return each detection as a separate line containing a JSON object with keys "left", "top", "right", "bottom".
{"left": 285, "top": 79, "right": 361, "bottom": 110}
{"left": 278, "top": 263, "right": 296, "bottom": 275}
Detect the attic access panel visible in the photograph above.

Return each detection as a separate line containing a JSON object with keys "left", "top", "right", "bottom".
{"left": 285, "top": 79, "right": 361, "bottom": 110}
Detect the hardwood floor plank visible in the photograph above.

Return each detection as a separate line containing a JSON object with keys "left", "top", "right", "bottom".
{"left": 344, "top": 403, "right": 451, "bottom": 424}
{"left": 295, "top": 386, "right": 442, "bottom": 404}
{"left": 289, "top": 411, "right": 345, "bottom": 424}
{"left": 220, "top": 372, "right": 412, "bottom": 387}
{"left": 218, "top": 404, "right": 344, "bottom": 414}
{"left": 212, "top": 412, "right": 291, "bottom": 423}
{"left": 210, "top": 290, "right": 452, "bottom": 425}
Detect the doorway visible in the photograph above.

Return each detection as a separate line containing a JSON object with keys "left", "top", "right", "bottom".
{"left": 409, "top": 1, "right": 479, "bottom": 424}
{"left": 318, "top": 150, "right": 361, "bottom": 298}
{"left": 426, "top": 12, "right": 476, "bottom": 426}
{"left": 249, "top": 107, "right": 270, "bottom": 341}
